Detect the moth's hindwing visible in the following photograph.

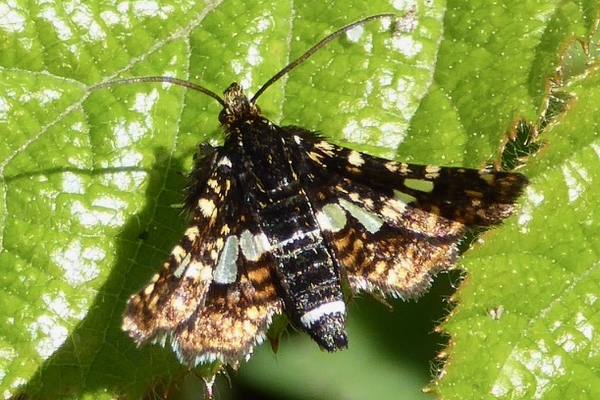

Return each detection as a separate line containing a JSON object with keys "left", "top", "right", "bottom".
{"left": 123, "top": 148, "right": 282, "bottom": 365}
{"left": 312, "top": 176, "right": 463, "bottom": 298}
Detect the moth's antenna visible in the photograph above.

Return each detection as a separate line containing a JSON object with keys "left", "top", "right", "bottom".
{"left": 88, "top": 76, "right": 227, "bottom": 108}
{"left": 88, "top": 14, "right": 396, "bottom": 107}
{"left": 250, "top": 13, "right": 396, "bottom": 103}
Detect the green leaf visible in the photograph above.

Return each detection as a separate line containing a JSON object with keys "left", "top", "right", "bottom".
{"left": 1, "top": 0, "right": 598, "bottom": 399}
{"left": 433, "top": 1, "right": 600, "bottom": 399}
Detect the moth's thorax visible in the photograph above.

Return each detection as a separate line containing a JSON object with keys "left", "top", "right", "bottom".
{"left": 215, "top": 85, "right": 296, "bottom": 193}
{"left": 219, "top": 82, "right": 261, "bottom": 126}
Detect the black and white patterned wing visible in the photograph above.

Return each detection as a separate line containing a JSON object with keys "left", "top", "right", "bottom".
{"left": 123, "top": 148, "right": 282, "bottom": 365}
{"left": 312, "top": 175, "right": 465, "bottom": 298}
{"left": 304, "top": 135, "right": 528, "bottom": 226}
{"left": 290, "top": 128, "right": 528, "bottom": 298}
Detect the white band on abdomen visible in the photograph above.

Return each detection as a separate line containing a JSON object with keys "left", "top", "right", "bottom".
{"left": 300, "top": 301, "right": 346, "bottom": 327}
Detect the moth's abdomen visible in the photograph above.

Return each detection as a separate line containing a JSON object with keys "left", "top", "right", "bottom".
{"left": 257, "top": 188, "right": 348, "bottom": 351}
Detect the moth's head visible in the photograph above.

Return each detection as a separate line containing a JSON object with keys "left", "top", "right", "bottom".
{"left": 218, "top": 82, "right": 261, "bottom": 126}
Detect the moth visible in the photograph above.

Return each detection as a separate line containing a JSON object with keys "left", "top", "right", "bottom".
{"left": 99, "top": 13, "right": 528, "bottom": 376}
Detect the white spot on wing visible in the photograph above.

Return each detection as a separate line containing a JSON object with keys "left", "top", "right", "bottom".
{"left": 184, "top": 226, "right": 200, "bottom": 241}
{"left": 315, "top": 141, "right": 334, "bottom": 154}
{"left": 339, "top": 198, "right": 384, "bottom": 234}
{"left": 316, "top": 203, "right": 347, "bottom": 233}
{"left": 198, "top": 198, "right": 215, "bottom": 217}
{"left": 183, "top": 260, "right": 206, "bottom": 280}
{"left": 213, "top": 235, "right": 239, "bottom": 284}
{"left": 240, "top": 230, "right": 270, "bottom": 261}
{"left": 425, "top": 165, "right": 441, "bottom": 179}
{"left": 404, "top": 178, "right": 434, "bottom": 193}
{"left": 394, "top": 190, "right": 417, "bottom": 205}
{"left": 347, "top": 150, "right": 365, "bottom": 167}
{"left": 255, "top": 232, "right": 271, "bottom": 253}
{"left": 385, "top": 161, "right": 399, "bottom": 172}
{"left": 300, "top": 301, "right": 346, "bottom": 327}
{"left": 173, "top": 252, "right": 191, "bottom": 278}
{"left": 381, "top": 197, "right": 410, "bottom": 222}
{"left": 171, "top": 245, "right": 186, "bottom": 263}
